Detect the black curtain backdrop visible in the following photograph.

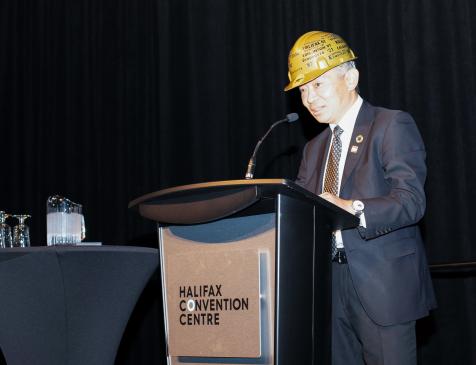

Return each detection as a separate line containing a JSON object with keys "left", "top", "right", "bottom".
{"left": 1, "top": 0, "right": 475, "bottom": 364}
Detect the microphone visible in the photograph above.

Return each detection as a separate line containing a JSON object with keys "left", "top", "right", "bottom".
{"left": 245, "top": 113, "right": 299, "bottom": 179}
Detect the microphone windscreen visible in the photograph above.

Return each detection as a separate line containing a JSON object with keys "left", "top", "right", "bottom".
{"left": 286, "top": 113, "right": 299, "bottom": 123}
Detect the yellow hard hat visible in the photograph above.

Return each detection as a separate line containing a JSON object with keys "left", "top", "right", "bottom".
{"left": 284, "top": 31, "right": 357, "bottom": 91}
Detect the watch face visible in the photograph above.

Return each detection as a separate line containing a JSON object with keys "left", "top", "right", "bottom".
{"left": 353, "top": 200, "right": 364, "bottom": 211}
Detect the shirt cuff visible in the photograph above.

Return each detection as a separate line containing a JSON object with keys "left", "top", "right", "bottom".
{"left": 359, "top": 212, "right": 367, "bottom": 228}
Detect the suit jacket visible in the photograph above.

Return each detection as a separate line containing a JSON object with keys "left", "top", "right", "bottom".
{"left": 296, "top": 101, "right": 437, "bottom": 326}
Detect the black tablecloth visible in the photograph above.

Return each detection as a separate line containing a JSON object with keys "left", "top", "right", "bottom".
{"left": 0, "top": 245, "right": 159, "bottom": 365}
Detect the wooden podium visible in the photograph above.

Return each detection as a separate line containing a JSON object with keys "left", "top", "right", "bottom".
{"left": 129, "top": 179, "right": 358, "bottom": 365}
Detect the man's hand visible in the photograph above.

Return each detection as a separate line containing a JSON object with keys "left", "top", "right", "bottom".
{"left": 319, "top": 192, "right": 355, "bottom": 214}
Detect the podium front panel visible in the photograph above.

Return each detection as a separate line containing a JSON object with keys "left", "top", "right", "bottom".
{"left": 159, "top": 213, "right": 276, "bottom": 365}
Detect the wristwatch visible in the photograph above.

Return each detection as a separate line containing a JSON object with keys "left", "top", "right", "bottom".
{"left": 352, "top": 200, "right": 365, "bottom": 216}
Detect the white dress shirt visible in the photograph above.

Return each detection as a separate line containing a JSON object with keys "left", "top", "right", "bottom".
{"left": 322, "top": 96, "right": 364, "bottom": 248}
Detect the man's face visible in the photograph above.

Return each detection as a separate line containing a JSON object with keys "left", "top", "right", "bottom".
{"left": 299, "top": 67, "right": 356, "bottom": 124}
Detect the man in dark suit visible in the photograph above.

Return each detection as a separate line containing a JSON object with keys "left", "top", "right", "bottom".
{"left": 285, "top": 31, "right": 436, "bottom": 364}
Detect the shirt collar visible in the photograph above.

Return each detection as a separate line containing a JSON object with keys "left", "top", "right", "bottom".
{"left": 329, "top": 95, "right": 363, "bottom": 134}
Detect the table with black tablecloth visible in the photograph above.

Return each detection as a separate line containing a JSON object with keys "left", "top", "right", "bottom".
{"left": 0, "top": 245, "right": 158, "bottom": 365}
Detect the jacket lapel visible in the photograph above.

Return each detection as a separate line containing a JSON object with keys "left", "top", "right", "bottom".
{"left": 340, "top": 101, "right": 374, "bottom": 194}
{"left": 314, "top": 129, "right": 332, "bottom": 194}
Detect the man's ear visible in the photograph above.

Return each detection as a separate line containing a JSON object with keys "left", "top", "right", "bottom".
{"left": 345, "top": 68, "right": 359, "bottom": 91}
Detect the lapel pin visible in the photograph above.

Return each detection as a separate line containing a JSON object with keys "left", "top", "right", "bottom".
{"left": 356, "top": 135, "right": 364, "bottom": 143}
{"left": 351, "top": 145, "right": 359, "bottom": 153}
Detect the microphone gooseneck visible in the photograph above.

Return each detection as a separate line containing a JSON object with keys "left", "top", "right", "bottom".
{"left": 245, "top": 113, "right": 300, "bottom": 179}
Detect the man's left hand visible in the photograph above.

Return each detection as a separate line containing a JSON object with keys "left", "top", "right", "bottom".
{"left": 319, "top": 192, "right": 355, "bottom": 214}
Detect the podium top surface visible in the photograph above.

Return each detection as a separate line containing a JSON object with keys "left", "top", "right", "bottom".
{"left": 130, "top": 179, "right": 310, "bottom": 207}
{"left": 128, "top": 179, "right": 358, "bottom": 228}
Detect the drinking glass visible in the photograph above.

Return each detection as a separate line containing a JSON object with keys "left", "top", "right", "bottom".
{"left": 0, "top": 211, "right": 13, "bottom": 248}
{"left": 12, "top": 215, "right": 31, "bottom": 248}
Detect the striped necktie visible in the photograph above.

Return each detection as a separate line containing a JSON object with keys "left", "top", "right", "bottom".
{"left": 323, "top": 125, "right": 343, "bottom": 257}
